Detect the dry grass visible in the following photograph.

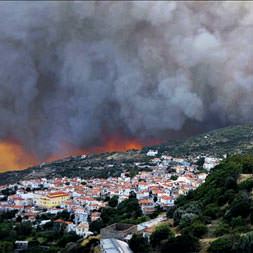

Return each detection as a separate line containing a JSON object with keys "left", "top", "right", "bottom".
{"left": 199, "top": 238, "right": 217, "bottom": 253}
{"left": 237, "top": 174, "right": 253, "bottom": 184}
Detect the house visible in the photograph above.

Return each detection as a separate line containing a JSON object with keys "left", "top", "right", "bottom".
{"left": 139, "top": 199, "right": 155, "bottom": 214}
{"left": 118, "top": 195, "right": 128, "bottom": 203}
{"left": 75, "top": 222, "right": 89, "bottom": 236}
{"left": 91, "top": 211, "right": 101, "bottom": 222}
{"left": 203, "top": 157, "right": 221, "bottom": 171}
{"left": 138, "top": 182, "right": 149, "bottom": 191}
{"left": 136, "top": 191, "right": 149, "bottom": 200}
{"left": 36, "top": 191, "right": 70, "bottom": 208}
{"left": 139, "top": 199, "right": 154, "bottom": 207}
{"left": 15, "top": 241, "right": 28, "bottom": 251}
{"left": 159, "top": 195, "right": 174, "bottom": 206}
{"left": 142, "top": 226, "right": 155, "bottom": 241}
{"left": 147, "top": 150, "right": 158, "bottom": 157}
{"left": 74, "top": 208, "right": 88, "bottom": 224}
{"left": 8, "top": 195, "right": 26, "bottom": 206}
{"left": 66, "top": 222, "right": 76, "bottom": 233}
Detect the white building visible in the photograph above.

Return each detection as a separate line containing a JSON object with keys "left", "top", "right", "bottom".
{"left": 75, "top": 222, "right": 89, "bottom": 236}
{"left": 147, "top": 150, "right": 158, "bottom": 157}
{"left": 203, "top": 157, "right": 221, "bottom": 171}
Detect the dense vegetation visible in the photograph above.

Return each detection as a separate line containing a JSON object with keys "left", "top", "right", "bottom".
{"left": 128, "top": 154, "right": 253, "bottom": 253}
{"left": 0, "top": 210, "right": 88, "bottom": 253}
{"left": 129, "top": 223, "right": 200, "bottom": 253}
{"left": 146, "top": 124, "right": 253, "bottom": 157}
{"left": 170, "top": 154, "right": 253, "bottom": 252}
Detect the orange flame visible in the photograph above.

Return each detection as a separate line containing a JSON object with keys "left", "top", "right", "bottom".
{"left": 46, "top": 136, "right": 144, "bottom": 162}
{"left": 0, "top": 136, "right": 160, "bottom": 172}
{"left": 85, "top": 136, "right": 143, "bottom": 153}
{"left": 0, "top": 140, "right": 38, "bottom": 173}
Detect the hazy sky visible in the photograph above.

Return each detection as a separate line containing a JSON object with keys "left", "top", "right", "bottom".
{"left": 0, "top": 1, "right": 252, "bottom": 159}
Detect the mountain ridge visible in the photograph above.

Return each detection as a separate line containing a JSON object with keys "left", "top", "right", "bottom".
{"left": 1, "top": 124, "right": 253, "bottom": 185}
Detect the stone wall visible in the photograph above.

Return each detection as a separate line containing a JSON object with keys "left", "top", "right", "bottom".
{"left": 100, "top": 223, "right": 137, "bottom": 240}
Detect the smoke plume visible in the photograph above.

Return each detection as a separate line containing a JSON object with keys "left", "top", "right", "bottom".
{"left": 0, "top": 1, "right": 252, "bottom": 159}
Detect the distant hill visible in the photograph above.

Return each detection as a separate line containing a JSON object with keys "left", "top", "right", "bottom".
{"left": 148, "top": 124, "right": 253, "bottom": 157}
{"left": 1, "top": 124, "right": 253, "bottom": 185}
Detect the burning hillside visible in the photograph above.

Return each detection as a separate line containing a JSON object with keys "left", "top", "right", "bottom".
{"left": 0, "top": 2, "right": 252, "bottom": 172}
{"left": 0, "top": 136, "right": 149, "bottom": 172}
{"left": 0, "top": 140, "right": 37, "bottom": 172}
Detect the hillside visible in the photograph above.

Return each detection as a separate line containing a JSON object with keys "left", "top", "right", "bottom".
{"left": 148, "top": 124, "right": 253, "bottom": 157}
{"left": 1, "top": 124, "right": 253, "bottom": 185}
{"left": 127, "top": 154, "right": 253, "bottom": 253}
{"left": 161, "top": 154, "right": 253, "bottom": 253}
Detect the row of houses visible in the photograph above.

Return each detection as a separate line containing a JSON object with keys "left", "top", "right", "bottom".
{"left": 0, "top": 155, "right": 209, "bottom": 238}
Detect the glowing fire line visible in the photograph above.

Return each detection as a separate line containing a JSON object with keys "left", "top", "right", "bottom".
{"left": 0, "top": 136, "right": 155, "bottom": 172}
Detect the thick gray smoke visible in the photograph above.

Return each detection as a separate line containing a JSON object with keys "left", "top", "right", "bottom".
{"left": 0, "top": 1, "right": 252, "bottom": 158}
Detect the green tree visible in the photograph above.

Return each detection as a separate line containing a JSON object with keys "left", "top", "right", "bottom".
{"left": 171, "top": 175, "right": 178, "bottom": 181}
{"left": 117, "top": 197, "right": 142, "bottom": 219}
{"left": 238, "top": 178, "right": 253, "bottom": 191}
{"left": 214, "top": 222, "right": 230, "bottom": 237}
{"left": 108, "top": 195, "right": 118, "bottom": 208}
{"left": 230, "top": 216, "right": 245, "bottom": 229}
{"left": 15, "top": 222, "right": 32, "bottom": 237}
{"left": 208, "top": 236, "right": 234, "bottom": 253}
{"left": 236, "top": 231, "right": 253, "bottom": 253}
{"left": 0, "top": 222, "right": 13, "bottom": 241}
{"left": 89, "top": 219, "right": 104, "bottom": 234}
{"left": 129, "top": 234, "right": 150, "bottom": 253}
{"left": 166, "top": 206, "right": 176, "bottom": 218}
{"left": 196, "top": 157, "right": 205, "bottom": 168}
{"left": 0, "top": 241, "right": 13, "bottom": 253}
{"left": 161, "top": 234, "right": 199, "bottom": 253}
{"left": 101, "top": 207, "right": 117, "bottom": 225}
{"left": 150, "top": 224, "right": 174, "bottom": 247}
{"left": 225, "top": 192, "right": 251, "bottom": 219}
{"left": 57, "top": 232, "right": 80, "bottom": 247}
{"left": 182, "top": 221, "right": 207, "bottom": 238}
{"left": 203, "top": 203, "right": 220, "bottom": 219}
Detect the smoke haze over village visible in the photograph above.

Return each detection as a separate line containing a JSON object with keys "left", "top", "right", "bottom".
{"left": 0, "top": 1, "right": 253, "bottom": 163}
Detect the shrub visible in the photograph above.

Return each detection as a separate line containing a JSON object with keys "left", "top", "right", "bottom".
{"left": 240, "top": 155, "right": 253, "bottom": 173}
{"left": 166, "top": 206, "right": 176, "bottom": 218}
{"left": 161, "top": 234, "right": 200, "bottom": 253}
{"left": 204, "top": 204, "right": 220, "bottom": 219}
{"left": 129, "top": 234, "right": 150, "bottom": 253}
{"left": 235, "top": 231, "right": 253, "bottom": 253}
{"left": 15, "top": 222, "right": 32, "bottom": 237}
{"left": 171, "top": 175, "right": 178, "bottom": 181}
{"left": 225, "top": 176, "right": 237, "bottom": 190}
{"left": 89, "top": 219, "right": 104, "bottom": 234}
{"left": 108, "top": 195, "right": 118, "bottom": 208}
{"left": 230, "top": 216, "right": 245, "bottom": 229}
{"left": 225, "top": 192, "right": 251, "bottom": 219}
{"left": 182, "top": 221, "right": 208, "bottom": 238}
{"left": 208, "top": 236, "right": 234, "bottom": 253}
{"left": 238, "top": 178, "right": 253, "bottom": 191}
{"left": 0, "top": 241, "right": 13, "bottom": 253}
{"left": 214, "top": 222, "right": 230, "bottom": 237}
{"left": 57, "top": 232, "right": 80, "bottom": 247}
{"left": 173, "top": 201, "right": 202, "bottom": 226}
{"left": 217, "top": 189, "right": 237, "bottom": 206}
{"left": 150, "top": 224, "right": 174, "bottom": 247}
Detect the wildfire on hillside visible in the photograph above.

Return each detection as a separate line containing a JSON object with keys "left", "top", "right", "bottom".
{"left": 0, "top": 136, "right": 159, "bottom": 172}
{"left": 0, "top": 140, "right": 38, "bottom": 173}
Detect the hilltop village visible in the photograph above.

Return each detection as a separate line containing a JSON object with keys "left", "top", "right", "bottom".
{"left": 0, "top": 151, "right": 221, "bottom": 252}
